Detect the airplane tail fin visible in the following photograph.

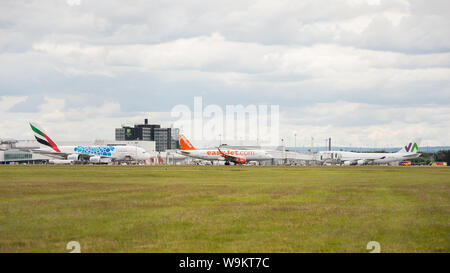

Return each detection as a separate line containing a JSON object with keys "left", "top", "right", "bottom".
{"left": 29, "top": 122, "right": 61, "bottom": 152}
{"left": 179, "top": 134, "right": 196, "bottom": 150}
{"left": 398, "top": 140, "right": 420, "bottom": 153}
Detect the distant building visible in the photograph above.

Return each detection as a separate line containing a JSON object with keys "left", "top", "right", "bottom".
{"left": 115, "top": 119, "right": 180, "bottom": 152}
{"left": 0, "top": 139, "right": 49, "bottom": 164}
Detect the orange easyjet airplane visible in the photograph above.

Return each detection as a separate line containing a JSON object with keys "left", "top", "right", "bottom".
{"left": 177, "top": 134, "right": 272, "bottom": 165}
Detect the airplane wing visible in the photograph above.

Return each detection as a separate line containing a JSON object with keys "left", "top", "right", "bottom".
{"left": 19, "top": 148, "right": 113, "bottom": 160}
{"left": 217, "top": 147, "right": 246, "bottom": 164}
{"left": 217, "top": 147, "right": 233, "bottom": 161}
{"left": 18, "top": 148, "right": 69, "bottom": 159}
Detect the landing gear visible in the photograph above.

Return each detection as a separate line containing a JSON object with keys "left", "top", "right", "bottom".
{"left": 225, "top": 161, "right": 230, "bottom": 165}
{"left": 124, "top": 156, "right": 132, "bottom": 161}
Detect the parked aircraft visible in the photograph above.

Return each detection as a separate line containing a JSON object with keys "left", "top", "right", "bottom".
{"left": 318, "top": 141, "right": 421, "bottom": 165}
{"left": 25, "top": 122, "right": 151, "bottom": 164}
{"left": 177, "top": 134, "right": 272, "bottom": 165}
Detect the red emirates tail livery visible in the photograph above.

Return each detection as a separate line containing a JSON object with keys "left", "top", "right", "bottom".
{"left": 177, "top": 134, "right": 271, "bottom": 164}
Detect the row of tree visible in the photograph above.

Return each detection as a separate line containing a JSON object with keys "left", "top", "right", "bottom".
{"left": 410, "top": 150, "right": 450, "bottom": 165}
{"left": 434, "top": 150, "right": 450, "bottom": 163}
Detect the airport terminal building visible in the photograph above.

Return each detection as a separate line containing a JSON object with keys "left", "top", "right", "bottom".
{"left": 0, "top": 139, "right": 49, "bottom": 164}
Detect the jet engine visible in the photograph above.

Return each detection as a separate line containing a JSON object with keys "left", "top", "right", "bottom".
{"left": 225, "top": 157, "right": 247, "bottom": 165}
{"left": 235, "top": 158, "right": 246, "bottom": 164}
{"left": 343, "top": 161, "right": 353, "bottom": 166}
{"left": 357, "top": 159, "right": 366, "bottom": 165}
{"left": 89, "top": 156, "right": 101, "bottom": 163}
{"left": 227, "top": 157, "right": 246, "bottom": 164}
{"left": 67, "top": 154, "right": 81, "bottom": 161}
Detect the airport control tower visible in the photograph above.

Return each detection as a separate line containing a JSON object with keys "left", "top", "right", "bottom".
{"left": 115, "top": 119, "right": 180, "bottom": 152}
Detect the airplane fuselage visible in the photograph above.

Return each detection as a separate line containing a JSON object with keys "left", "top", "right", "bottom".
{"left": 319, "top": 151, "right": 420, "bottom": 165}
{"left": 179, "top": 149, "right": 272, "bottom": 162}
{"left": 43, "top": 145, "right": 150, "bottom": 161}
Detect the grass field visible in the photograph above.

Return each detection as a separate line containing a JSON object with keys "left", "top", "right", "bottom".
{"left": 0, "top": 165, "right": 449, "bottom": 253}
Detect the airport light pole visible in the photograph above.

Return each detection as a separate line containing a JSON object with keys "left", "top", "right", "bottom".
{"left": 281, "top": 138, "right": 286, "bottom": 165}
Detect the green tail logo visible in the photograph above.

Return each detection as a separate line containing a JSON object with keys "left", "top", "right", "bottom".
{"left": 404, "top": 142, "right": 418, "bottom": 153}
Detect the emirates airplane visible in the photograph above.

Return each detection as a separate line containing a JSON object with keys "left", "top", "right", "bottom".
{"left": 25, "top": 122, "right": 151, "bottom": 164}
{"left": 177, "top": 134, "right": 272, "bottom": 165}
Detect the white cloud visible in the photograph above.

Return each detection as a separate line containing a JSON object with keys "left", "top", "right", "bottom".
{"left": 0, "top": 96, "right": 27, "bottom": 112}
{"left": 31, "top": 37, "right": 450, "bottom": 84}
{"left": 0, "top": 95, "right": 164, "bottom": 141}
{"left": 280, "top": 101, "right": 450, "bottom": 147}
{"left": 0, "top": 0, "right": 449, "bottom": 146}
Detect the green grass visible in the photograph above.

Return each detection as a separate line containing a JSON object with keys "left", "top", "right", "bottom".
{"left": 0, "top": 165, "right": 449, "bottom": 252}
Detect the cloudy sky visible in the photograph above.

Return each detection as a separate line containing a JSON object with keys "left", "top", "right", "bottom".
{"left": 0, "top": 0, "right": 449, "bottom": 147}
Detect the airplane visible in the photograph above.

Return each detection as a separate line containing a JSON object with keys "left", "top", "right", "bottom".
{"left": 24, "top": 122, "right": 151, "bottom": 164}
{"left": 152, "top": 150, "right": 188, "bottom": 165}
{"left": 317, "top": 141, "right": 421, "bottom": 165}
{"left": 177, "top": 134, "right": 272, "bottom": 165}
